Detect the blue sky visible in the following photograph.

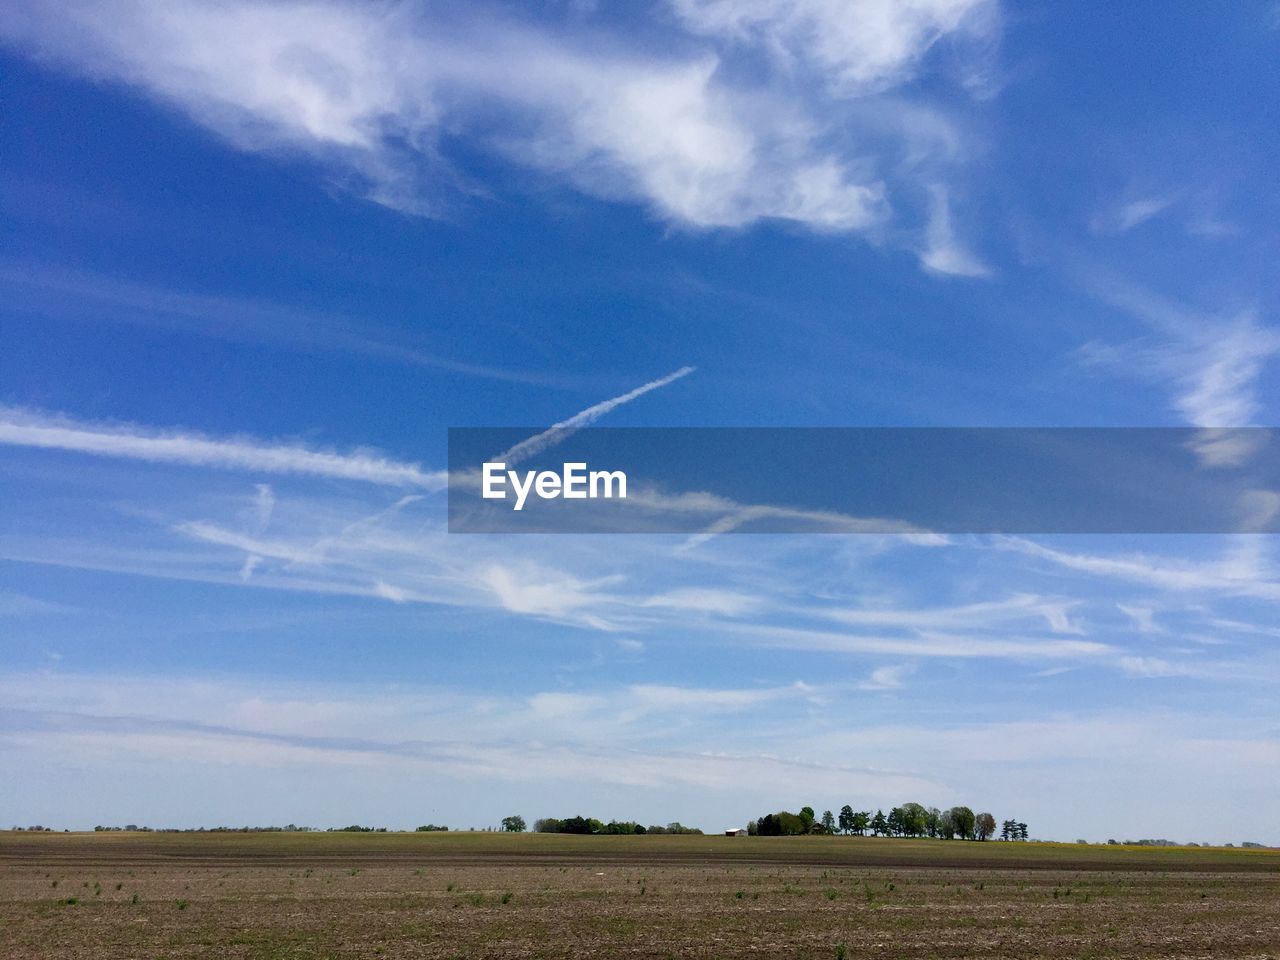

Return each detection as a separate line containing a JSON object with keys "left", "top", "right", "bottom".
{"left": 1, "top": 1, "right": 1279, "bottom": 842}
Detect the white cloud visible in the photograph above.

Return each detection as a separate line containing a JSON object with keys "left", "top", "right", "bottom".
{"left": 1116, "top": 604, "right": 1159, "bottom": 634}
{"left": 818, "top": 593, "right": 1081, "bottom": 634}
{"left": 481, "top": 564, "right": 624, "bottom": 629}
{"left": 1076, "top": 276, "right": 1280, "bottom": 463}
{"left": 724, "top": 621, "right": 1111, "bottom": 660}
{"left": 499, "top": 366, "right": 695, "bottom": 466}
{"left": 625, "top": 681, "right": 813, "bottom": 712}
{"left": 238, "top": 555, "right": 262, "bottom": 582}
{"left": 0, "top": 0, "right": 992, "bottom": 252}
{"left": 0, "top": 406, "right": 448, "bottom": 489}
{"left": 1001, "top": 536, "right": 1280, "bottom": 602}
{"left": 1091, "top": 195, "right": 1175, "bottom": 234}
{"left": 670, "top": 0, "right": 996, "bottom": 96}
{"left": 1117, "top": 655, "right": 1185, "bottom": 678}
{"left": 858, "top": 663, "right": 913, "bottom": 690}
{"left": 251, "top": 484, "right": 275, "bottom": 531}
{"left": 641, "top": 587, "right": 762, "bottom": 616}
{"left": 919, "top": 183, "right": 989, "bottom": 277}
{"left": 1164, "top": 317, "right": 1280, "bottom": 431}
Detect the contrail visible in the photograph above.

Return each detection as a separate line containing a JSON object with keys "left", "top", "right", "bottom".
{"left": 0, "top": 406, "right": 448, "bottom": 490}
{"left": 499, "top": 366, "right": 696, "bottom": 465}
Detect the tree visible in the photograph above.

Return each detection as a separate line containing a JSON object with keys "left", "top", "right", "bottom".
{"left": 900, "top": 803, "right": 928, "bottom": 838}
{"left": 851, "top": 811, "right": 870, "bottom": 836}
{"left": 938, "top": 809, "right": 956, "bottom": 839}
{"left": 949, "top": 806, "right": 976, "bottom": 840}
{"left": 821, "top": 810, "right": 836, "bottom": 834}
{"left": 1002, "top": 820, "right": 1029, "bottom": 841}
{"left": 925, "top": 807, "right": 941, "bottom": 838}
{"left": 602, "top": 820, "right": 645, "bottom": 834}
{"left": 870, "top": 809, "right": 888, "bottom": 837}
{"left": 756, "top": 812, "right": 807, "bottom": 836}
{"left": 838, "top": 805, "right": 855, "bottom": 835}
{"left": 501, "top": 815, "right": 526, "bottom": 833}
{"left": 887, "top": 807, "right": 905, "bottom": 837}
{"left": 975, "top": 812, "right": 996, "bottom": 841}
{"left": 799, "top": 806, "right": 816, "bottom": 832}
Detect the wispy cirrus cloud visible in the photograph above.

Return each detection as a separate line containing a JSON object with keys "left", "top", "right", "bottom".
{"left": 816, "top": 593, "right": 1081, "bottom": 634}
{"left": 0, "top": 361, "right": 696, "bottom": 495}
{"left": 1000, "top": 536, "right": 1280, "bottom": 602}
{"left": 919, "top": 183, "right": 990, "bottom": 277}
{"left": 1075, "top": 274, "right": 1280, "bottom": 465}
{"left": 1090, "top": 195, "right": 1175, "bottom": 234}
{"left": 0, "top": 406, "right": 448, "bottom": 489}
{"left": 670, "top": 0, "right": 997, "bottom": 96}
{"left": 499, "top": 366, "right": 696, "bottom": 465}
{"left": 857, "top": 663, "right": 914, "bottom": 690}
{"left": 0, "top": 0, "right": 997, "bottom": 269}
{"left": 721, "top": 621, "right": 1112, "bottom": 660}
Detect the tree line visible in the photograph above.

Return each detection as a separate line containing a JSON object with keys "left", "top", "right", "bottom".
{"left": 751, "top": 804, "right": 1022, "bottom": 841}
{"left": 528, "top": 816, "right": 701, "bottom": 835}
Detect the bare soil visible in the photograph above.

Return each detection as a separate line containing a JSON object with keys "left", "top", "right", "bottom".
{"left": 2, "top": 833, "right": 1277, "bottom": 959}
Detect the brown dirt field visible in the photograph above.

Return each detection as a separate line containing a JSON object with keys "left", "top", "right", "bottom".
{"left": 2, "top": 833, "right": 1277, "bottom": 959}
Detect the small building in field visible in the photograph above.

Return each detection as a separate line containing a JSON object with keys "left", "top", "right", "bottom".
{"left": 724, "top": 827, "right": 747, "bottom": 836}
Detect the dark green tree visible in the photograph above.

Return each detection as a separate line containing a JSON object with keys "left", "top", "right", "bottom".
{"left": 870, "top": 809, "right": 888, "bottom": 836}
{"left": 838, "top": 805, "right": 855, "bottom": 835}
{"left": 756, "top": 811, "right": 807, "bottom": 836}
{"left": 975, "top": 812, "right": 996, "bottom": 841}
{"left": 820, "top": 810, "right": 836, "bottom": 834}
{"left": 887, "top": 807, "right": 905, "bottom": 837}
{"left": 949, "top": 806, "right": 976, "bottom": 840}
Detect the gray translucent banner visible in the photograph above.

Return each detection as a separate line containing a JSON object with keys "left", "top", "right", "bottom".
{"left": 447, "top": 428, "right": 1280, "bottom": 534}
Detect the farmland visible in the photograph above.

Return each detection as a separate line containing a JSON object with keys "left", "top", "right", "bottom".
{"left": 1, "top": 832, "right": 1277, "bottom": 959}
